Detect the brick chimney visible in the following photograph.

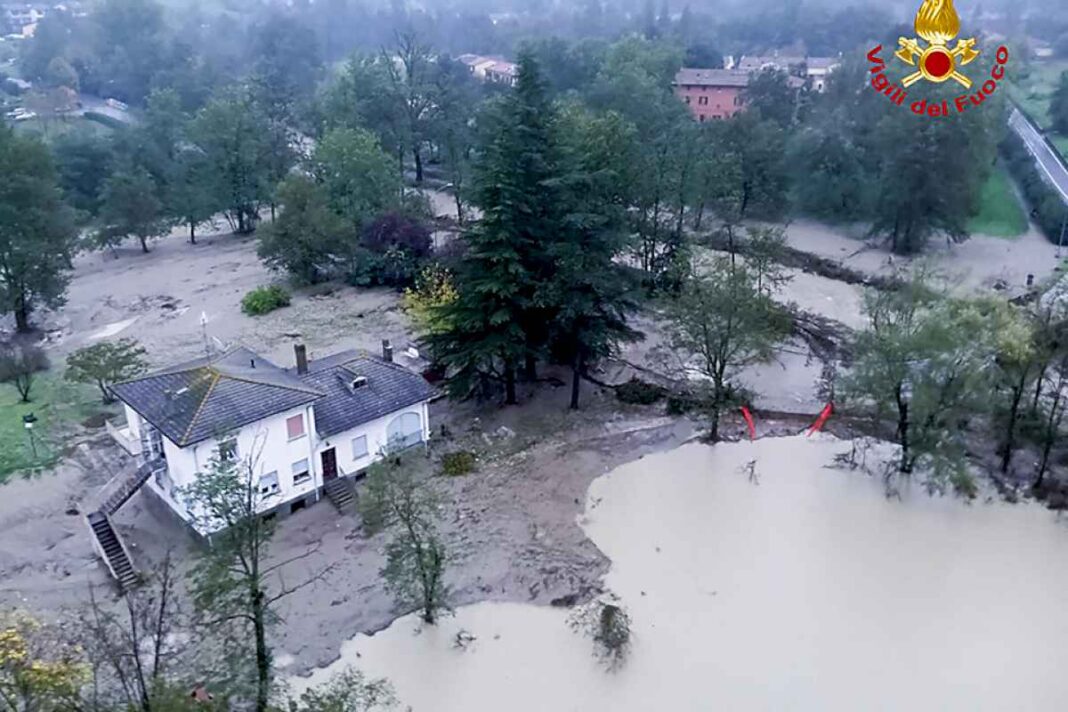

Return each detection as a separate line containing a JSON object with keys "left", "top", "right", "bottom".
{"left": 294, "top": 343, "right": 308, "bottom": 375}
{"left": 382, "top": 339, "right": 393, "bottom": 363}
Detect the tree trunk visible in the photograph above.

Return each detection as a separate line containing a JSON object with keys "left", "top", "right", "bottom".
{"left": 454, "top": 192, "right": 464, "bottom": 225}
{"left": 14, "top": 295, "right": 30, "bottom": 334}
{"left": 414, "top": 146, "right": 424, "bottom": 184}
{"left": 694, "top": 200, "right": 705, "bottom": 230}
{"left": 252, "top": 588, "right": 270, "bottom": 712}
{"left": 708, "top": 403, "right": 721, "bottom": 441}
{"left": 504, "top": 361, "right": 517, "bottom": 405}
{"left": 1037, "top": 387, "right": 1063, "bottom": 488}
{"left": 139, "top": 235, "right": 149, "bottom": 253}
{"left": 1001, "top": 374, "right": 1027, "bottom": 474}
{"left": 570, "top": 351, "right": 584, "bottom": 410}
{"left": 895, "top": 385, "right": 911, "bottom": 473}
{"left": 189, "top": 222, "right": 197, "bottom": 245}
{"left": 523, "top": 353, "right": 537, "bottom": 382}
{"left": 1032, "top": 363, "right": 1048, "bottom": 414}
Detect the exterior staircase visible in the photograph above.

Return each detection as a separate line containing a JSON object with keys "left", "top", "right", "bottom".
{"left": 101, "top": 459, "right": 162, "bottom": 515}
{"left": 87, "top": 512, "right": 139, "bottom": 591}
{"left": 324, "top": 477, "right": 357, "bottom": 515}
{"left": 87, "top": 458, "right": 164, "bottom": 592}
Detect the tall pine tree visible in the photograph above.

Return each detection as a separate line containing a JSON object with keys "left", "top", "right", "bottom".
{"left": 430, "top": 54, "right": 560, "bottom": 404}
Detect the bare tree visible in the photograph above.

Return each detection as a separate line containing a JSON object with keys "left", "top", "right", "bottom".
{"left": 79, "top": 553, "right": 185, "bottom": 712}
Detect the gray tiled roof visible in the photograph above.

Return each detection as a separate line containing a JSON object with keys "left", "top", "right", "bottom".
{"left": 674, "top": 68, "right": 750, "bottom": 88}
{"left": 292, "top": 351, "right": 436, "bottom": 438}
{"left": 111, "top": 347, "right": 323, "bottom": 447}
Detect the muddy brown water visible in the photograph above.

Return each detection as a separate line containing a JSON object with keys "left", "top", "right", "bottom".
{"left": 291, "top": 435, "right": 1068, "bottom": 711}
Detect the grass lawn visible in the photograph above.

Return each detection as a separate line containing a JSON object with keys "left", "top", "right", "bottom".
{"left": 0, "top": 373, "right": 105, "bottom": 482}
{"left": 1009, "top": 60, "right": 1068, "bottom": 130}
{"left": 11, "top": 116, "right": 114, "bottom": 142}
{"left": 1054, "top": 135, "right": 1068, "bottom": 164}
{"left": 968, "top": 163, "right": 1028, "bottom": 239}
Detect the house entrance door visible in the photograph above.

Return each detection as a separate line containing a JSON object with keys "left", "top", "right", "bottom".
{"left": 321, "top": 448, "right": 338, "bottom": 481}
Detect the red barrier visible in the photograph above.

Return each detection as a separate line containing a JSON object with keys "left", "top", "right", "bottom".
{"left": 740, "top": 406, "right": 756, "bottom": 441}
{"left": 807, "top": 403, "right": 834, "bottom": 436}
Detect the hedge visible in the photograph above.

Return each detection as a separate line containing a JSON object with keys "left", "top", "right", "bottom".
{"left": 82, "top": 111, "right": 127, "bottom": 130}
{"left": 1000, "top": 128, "right": 1068, "bottom": 244}
{"left": 241, "top": 285, "right": 291, "bottom": 316}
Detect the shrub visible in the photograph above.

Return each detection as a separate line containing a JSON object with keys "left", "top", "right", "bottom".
{"left": 441, "top": 450, "right": 476, "bottom": 477}
{"left": 83, "top": 111, "right": 126, "bottom": 130}
{"left": 666, "top": 392, "right": 701, "bottom": 415}
{"left": 1000, "top": 129, "right": 1068, "bottom": 243}
{"left": 615, "top": 377, "right": 666, "bottom": 405}
{"left": 0, "top": 343, "right": 49, "bottom": 402}
{"left": 241, "top": 285, "right": 291, "bottom": 316}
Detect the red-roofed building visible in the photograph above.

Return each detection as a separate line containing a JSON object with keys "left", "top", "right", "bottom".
{"left": 673, "top": 68, "right": 750, "bottom": 122}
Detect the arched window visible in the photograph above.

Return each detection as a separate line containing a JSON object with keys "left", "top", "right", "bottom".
{"left": 386, "top": 412, "right": 423, "bottom": 452}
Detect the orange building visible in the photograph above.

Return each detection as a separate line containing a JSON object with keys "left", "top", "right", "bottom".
{"left": 673, "top": 68, "right": 750, "bottom": 122}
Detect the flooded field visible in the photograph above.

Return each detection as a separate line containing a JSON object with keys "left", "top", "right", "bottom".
{"left": 295, "top": 435, "right": 1068, "bottom": 710}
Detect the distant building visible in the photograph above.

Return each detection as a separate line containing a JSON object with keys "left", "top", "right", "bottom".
{"left": 735, "top": 53, "right": 841, "bottom": 92}
{"left": 672, "top": 68, "right": 750, "bottom": 122}
{"left": 804, "top": 57, "right": 840, "bottom": 92}
{"left": 457, "top": 53, "right": 519, "bottom": 87}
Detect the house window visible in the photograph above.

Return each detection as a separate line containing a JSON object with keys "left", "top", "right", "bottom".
{"left": 699, "top": 115, "right": 706, "bottom": 123}
{"left": 292, "top": 458, "right": 311, "bottom": 485}
{"left": 698, "top": 96, "right": 709, "bottom": 106}
{"left": 286, "top": 414, "right": 305, "bottom": 440}
{"left": 259, "top": 471, "right": 280, "bottom": 497}
{"left": 218, "top": 438, "right": 238, "bottom": 463}
{"left": 352, "top": 435, "right": 369, "bottom": 460}
{"left": 684, "top": 96, "right": 691, "bottom": 104}
{"left": 386, "top": 412, "right": 423, "bottom": 452}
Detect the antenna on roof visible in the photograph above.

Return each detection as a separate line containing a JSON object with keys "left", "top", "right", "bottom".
{"left": 200, "top": 311, "right": 213, "bottom": 359}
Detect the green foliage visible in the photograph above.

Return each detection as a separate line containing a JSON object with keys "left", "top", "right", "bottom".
{"left": 96, "top": 160, "right": 168, "bottom": 253}
{"left": 429, "top": 55, "right": 558, "bottom": 404}
{"left": 402, "top": 264, "right": 458, "bottom": 336}
{"left": 0, "top": 344, "right": 48, "bottom": 404}
{"left": 743, "top": 68, "right": 797, "bottom": 128}
{"left": 314, "top": 127, "right": 400, "bottom": 233}
{"left": 615, "top": 378, "right": 666, "bottom": 405}
{"left": 966, "top": 164, "right": 1028, "bottom": 239}
{"left": 287, "top": 666, "right": 397, "bottom": 712}
{"left": 843, "top": 275, "right": 1004, "bottom": 495}
{"left": 1001, "top": 127, "right": 1068, "bottom": 243}
{"left": 64, "top": 338, "right": 147, "bottom": 403}
{"left": 258, "top": 175, "right": 349, "bottom": 285}
{"left": 665, "top": 255, "right": 791, "bottom": 439}
{"left": 0, "top": 612, "right": 86, "bottom": 711}
{"left": 241, "top": 285, "right": 291, "bottom": 316}
{"left": 440, "top": 450, "right": 476, "bottom": 477}
{"left": 1051, "top": 71, "right": 1068, "bottom": 135}
{"left": 191, "top": 87, "right": 272, "bottom": 234}
{"left": 359, "top": 458, "right": 448, "bottom": 624}
{"left": 0, "top": 128, "right": 77, "bottom": 332}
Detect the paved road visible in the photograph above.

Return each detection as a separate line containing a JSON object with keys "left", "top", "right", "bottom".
{"left": 1009, "top": 108, "right": 1068, "bottom": 204}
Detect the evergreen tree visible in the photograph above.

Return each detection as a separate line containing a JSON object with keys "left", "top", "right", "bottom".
{"left": 550, "top": 105, "right": 643, "bottom": 409}
{"left": 430, "top": 54, "right": 560, "bottom": 404}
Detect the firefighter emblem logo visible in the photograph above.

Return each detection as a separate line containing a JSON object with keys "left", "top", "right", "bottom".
{"left": 895, "top": 0, "right": 979, "bottom": 88}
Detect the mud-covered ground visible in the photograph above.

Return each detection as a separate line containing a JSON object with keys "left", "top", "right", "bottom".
{"left": 0, "top": 207, "right": 1062, "bottom": 677}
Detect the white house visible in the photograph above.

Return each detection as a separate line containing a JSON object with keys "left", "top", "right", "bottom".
{"left": 108, "top": 344, "right": 435, "bottom": 533}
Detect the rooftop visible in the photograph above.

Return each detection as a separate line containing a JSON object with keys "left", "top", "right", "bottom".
{"left": 113, "top": 346, "right": 435, "bottom": 447}
{"left": 674, "top": 68, "right": 750, "bottom": 88}
{"left": 291, "top": 351, "right": 437, "bottom": 438}
{"left": 111, "top": 347, "right": 322, "bottom": 447}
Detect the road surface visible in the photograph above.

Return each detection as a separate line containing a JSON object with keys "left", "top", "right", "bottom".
{"left": 1009, "top": 108, "right": 1068, "bottom": 204}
